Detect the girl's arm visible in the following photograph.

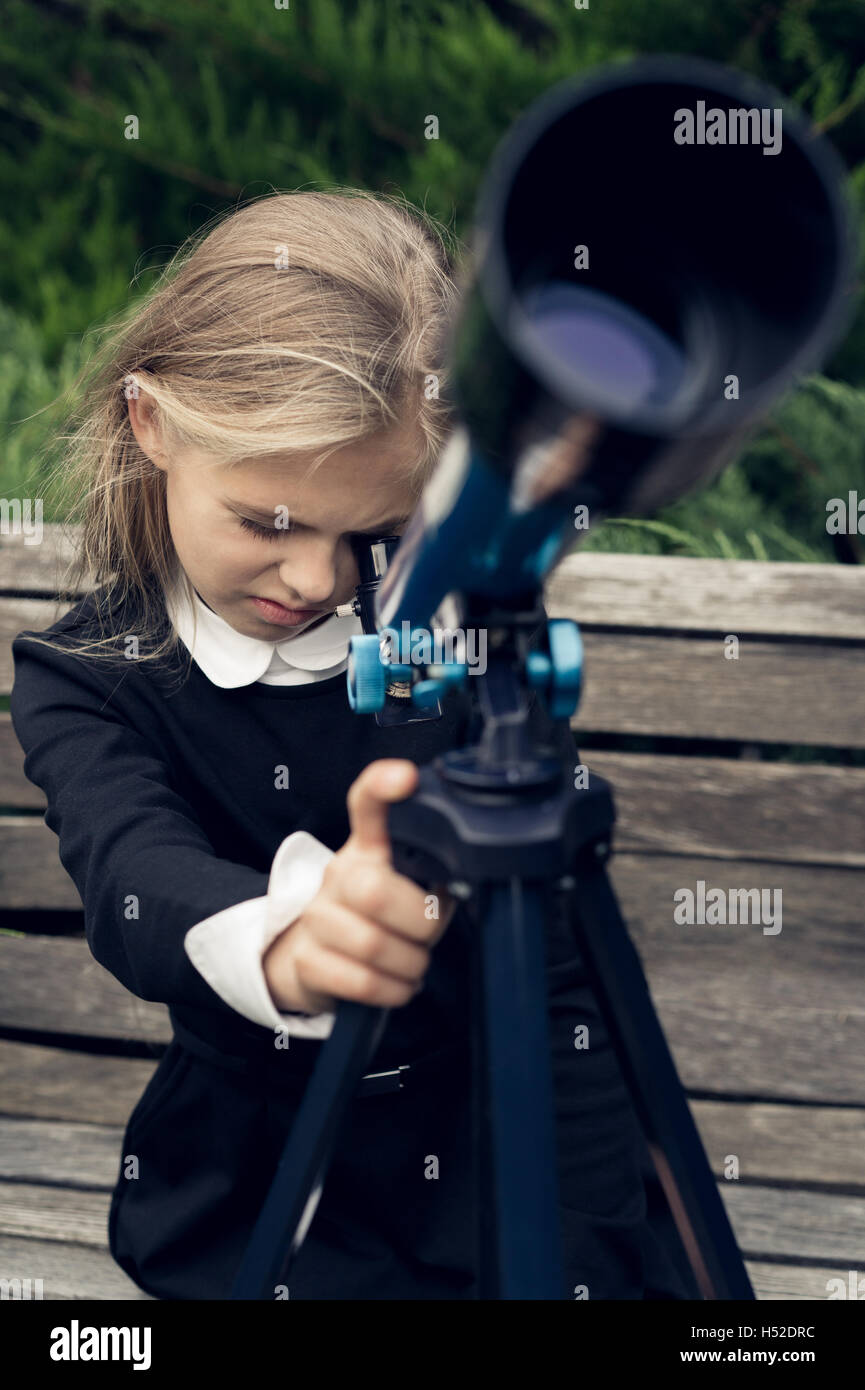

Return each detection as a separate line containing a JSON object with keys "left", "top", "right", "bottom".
{"left": 10, "top": 631, "right": 287, "bottom": 1023}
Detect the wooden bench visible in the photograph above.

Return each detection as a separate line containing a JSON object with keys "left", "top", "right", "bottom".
{"left": 1, "top": 526, "right": 863, "bottom": 1300}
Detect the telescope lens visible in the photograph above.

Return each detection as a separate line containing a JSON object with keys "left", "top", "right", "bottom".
{"left": 519, "top": 282, "right": 690, "bottom": 413}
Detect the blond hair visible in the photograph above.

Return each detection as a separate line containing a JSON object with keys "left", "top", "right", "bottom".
{"left": 21, "top": 187, "right": 461, "bottom": 670}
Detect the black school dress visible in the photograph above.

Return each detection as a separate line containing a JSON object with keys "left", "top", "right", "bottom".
{"left": 11, "top": 588, "right": 697, "bottom": 1301}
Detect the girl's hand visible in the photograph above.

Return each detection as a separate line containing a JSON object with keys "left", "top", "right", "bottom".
{"left": 263, "top": 759, "right": 456, "bottom": 1015}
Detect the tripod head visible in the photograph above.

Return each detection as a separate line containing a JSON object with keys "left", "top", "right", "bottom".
{"left": 344, "top": 55, "right": 854, "bottom": 729}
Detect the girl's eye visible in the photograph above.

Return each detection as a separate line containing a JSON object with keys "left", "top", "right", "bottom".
{"left": 239, "top": 516, "right": 291, "bottom": 542}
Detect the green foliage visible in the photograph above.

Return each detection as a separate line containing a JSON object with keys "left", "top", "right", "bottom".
{"left": 1, "top": 0, "right": 864, "bottom": 558}
{"left": 585, "top": 375, "right": 865, "bottom": 560}
{"left": 0, "top": 301, "right": 86, "bottom": 517}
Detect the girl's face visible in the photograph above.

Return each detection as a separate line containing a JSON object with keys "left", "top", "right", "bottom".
{"left": 129, "top": 395, "right": 422, "bottom": 640}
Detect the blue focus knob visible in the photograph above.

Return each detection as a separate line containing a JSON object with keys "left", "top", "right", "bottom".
{"left": 547, "top": 619, "right": 583, "bottom": 718}
{"left": 411, "top": 679, "right": 445, "bottom": 708}
{"left": 526, "top": 650, "right": 551, "bottom": 689}
{"left": 525, "top": 621, "right": 583, "bottom": 718}
{"left": 347, "top": 635, "right": 386, "bottom": 712}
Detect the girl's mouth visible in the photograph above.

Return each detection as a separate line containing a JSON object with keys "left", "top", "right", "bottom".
{"left": 250, "top": 596, "right": 330, "bottom": 627}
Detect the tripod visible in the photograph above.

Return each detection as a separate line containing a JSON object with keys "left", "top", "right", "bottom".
{"left": 230, "top": 602, "right": 755, "bottom": 1300}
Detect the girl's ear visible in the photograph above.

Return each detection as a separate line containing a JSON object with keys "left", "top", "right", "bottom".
{"left": 128, "top": 388, "right": 168, "bottom": 471}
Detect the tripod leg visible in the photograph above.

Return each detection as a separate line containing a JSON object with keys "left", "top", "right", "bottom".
{"left": 230, "top": 1002, "right": 389, "bottom": 1299}
{"left": 468, "top": 892, "right": 498, "bottom": 1299}
{"left": 477, "top": 878, "right": 566, "bottom": 1299}
{"left": 566, "top": 860, "right": 755, "bottom": 1300}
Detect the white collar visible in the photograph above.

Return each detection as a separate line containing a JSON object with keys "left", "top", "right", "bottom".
{"left": 164, "top": 573, "right": 362, "bottom": 689}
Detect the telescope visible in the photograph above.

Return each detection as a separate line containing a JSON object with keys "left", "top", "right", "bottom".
{"left": 345, "top": 54, "right": 854, "bottom": 706}
{"left": 233, "top": 55, "right": 855, "bottom": 1300}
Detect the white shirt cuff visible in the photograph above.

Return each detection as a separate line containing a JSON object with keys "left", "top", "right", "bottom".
{"left": 184, "top": 831, "right": 337, "bottom": 1038}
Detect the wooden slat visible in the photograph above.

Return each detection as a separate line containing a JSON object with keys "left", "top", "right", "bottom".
{"left": 4, "top": 532, "right": 865, "bottom": 641}
{"left": 628, "top": 955, "right": 863, "bottom": 1105}
{"left": 0, "top": 597, "right": 72, "bottom": 693}
{"left": 608, "top": 852, "right": 865, "bottom": 1103}
{"left": 0, "top": 1040, "right": 157, "bottom": 1126}
{"left": 3, "top": 746, "right": 864, "bottom": 866}
{"left": 0, "top": 1228, "right": 812, "bottom": 1301}
{"left": 546, "top": 551, "right": 865, "bottom": 640}
{"left": 0, "top": 753, "right": 862, "bottom": 932}
{"left": 1, "top": 1121, "right": 858, "bottom": 1269}
{"left": 2, "top": 1046, "right": 862, "bottom": 1188}
{"left": 1, "top": 1112, "right": 861, "bottom": 1268}
{"left": 4, "top": 614, "right": 863, "bottom": 748}
{"left": 0, "top": 935, "right": 169, "bottom": 1043}
{"left": 0, "top": 763, "right": 862, "bottom": 915}
{"left": 690, "top": 1101, "right": 865, "bottom": 1189}
{"left": 0, "top": 1099, "right": 855, "bottom": 1300}
{"left": 612, "top": 854, "right": 864, "bottom": 971}
{"left": 0, "top": 857, "right": 859, "bottom": 1088}
{"left": 3, "top": 750, "right": 863, "bottom": 867}
{"left": 723, "top": 1184, "right": 865, "bottom": 1265}
{"left": 0, "top": 1234, "right": 154, "bottom": 1299}
{"left": 745, "top": 1261, "right": 859, "bottom": 1299}
{"left": 8, "top": 1174, "right": 862, "bottom": 1269}
{"left": 3, "top": 845, "right": 864, "bottom": 1100}
{"left": 3, "top": 577, "right": 865, "bottom": 745}
{"left": 0, "top": 819, "right": 81, "bottom": 909}
{"left": 0, "top": 526, "right": 90, "bottom": 593}
{"left": 0, "top": 1118, "right": 127, "bottom": 1189}
{"left": 0, "top": 717, "right": 43, "bottom": 807}
{"left": 573, "top": 631, "right": 865, "bottom": 746}
{"left": 588, "top": 752, "right": 865, "bottom": 867}
{"left": 0, "top": 1181, "right": 109, "bottom": 1248}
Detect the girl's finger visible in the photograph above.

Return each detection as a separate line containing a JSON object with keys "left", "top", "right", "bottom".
{"left": 345, "top": 759, "right": 418, "bottom": 857}
{"left": 306, "top": 898, "right": 431, "bottom": 981}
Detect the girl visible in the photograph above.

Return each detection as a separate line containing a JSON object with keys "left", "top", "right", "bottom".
{"left": 11, "top": 189, "right": 694, "bottom": 1301}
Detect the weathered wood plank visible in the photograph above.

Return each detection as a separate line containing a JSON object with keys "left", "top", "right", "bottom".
{"left": 722, "top": 1184, "right": 865, "bottom": 1265}
{"left": 0, "top": 935, "right": 170, "bottom": 1043}
{"left": 0, "top": 716, "right": 43, "bottom": 808}
{"left": 573, "top": 632, "right": 865, "bottom": 747}
{"left": 3, "top": 865, "right": 864, "bottom": 1102}
{"left": 607, "top": 853, "right": 864, "bottom": 1103}
{"left": 689, "top": 1102, "right": 865, "bottom": 1189}
{"left": 22, "top": 1179, "right": 843, "bottom": 1277}
{"left": 612, "top": 853, "right": 865, "bottom": 971}
{"left": 0, "top": 1234, "right": 153, "bottom": 1300}
{"left": 0, "top": 819, "right": 81, "bottom": 908}
{"left": 4, "top": 610, "right": 865, "bottom": 748}
{"left": 0, "top": 1181, "right": 109, "bottom": 1248}
{"left": 0, "top": 1040, "right": 156, "bottom": 1125}
{"left": 631, "top": 957, "right": 863, "bottom": 1105}
{"left": 0, "top": 1146, "right": 857, "bottom": 1270}
{"left": 5, "top": 621, "right": 862, "bottom": 745}
{"left": 745, "top": 1261, "right": 854, "bottom": 1300}
{"left": 0, "top": 597, "right": 72, "bottom": 693}
{"left": 0, "top": 1228, "right": 805, "bottom": 1301}
{"left": 3, "top": 783, "right": 865, "bottom": 920}
{"left": 4, "top": 533, "right": 865, "bottom": 642}
{"left": 4, "top": 748, "right": 864, "bottom": 866}
{"left": 0, "top": 526, "right": 90, "bottom": 594}
{"left": 588, "top": 753, "right": 865, "bottom": 867}
{"left": 546, "top": 551, "right": 865, "bottom": 641}
{"left": 2, "top": 1051, "right": 863, "bottom": 1188}
{"left": 0, "top": 1118, "right": 125, "bottom": 1189}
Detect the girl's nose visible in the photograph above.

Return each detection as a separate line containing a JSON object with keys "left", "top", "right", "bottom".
{"left": 277, "top": 546, "right": 336, "bottom": 607}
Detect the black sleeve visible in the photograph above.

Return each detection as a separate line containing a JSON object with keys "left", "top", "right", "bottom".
{"left": 10, "top": 633, "right": 270, "bottom": 1018}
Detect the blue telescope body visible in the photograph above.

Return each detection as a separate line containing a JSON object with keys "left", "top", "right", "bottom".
{"left": 347, "top": 56, "right": 855, "bottom": 718}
